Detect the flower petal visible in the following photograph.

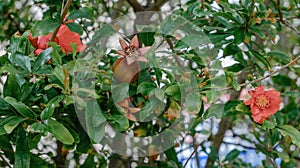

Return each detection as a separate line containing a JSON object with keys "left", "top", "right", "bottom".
{"left": 136, "top": 56, "right": 148, "bottom": 63}
{"left": 116, "top": 50, "right": 126, "bottom": 56}
{"left": 128, "top": 107, "right": 141, "bottom": 113}
{"left": 139, "top": 46, "right": 151, "bottom": 56}
{"left": 119, "top": 38, "right": 128, "bottom": 50}
{"left": 126, "top": 114, "right": 137, "bottom": 121}
{"left": 126, "top": 56, "right": 136, "bottom": 65}
{"left": 130, "top": 35, "right": 139, "bottom": 48}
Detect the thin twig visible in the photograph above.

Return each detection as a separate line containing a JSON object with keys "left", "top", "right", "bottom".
{"left": 0, "top": 153, "right": 12, "bottom": 168}
{"left": 215, "top": 56, "right": 300, "bottom": 91}
{"left": 49, "top": 0, "right": 73, "bottom": 42}
{"left": 183, "top": 148, "right": 197, "bottom": 168}
{"left": 277, "top": 0, "right": 299, "bottom": 34}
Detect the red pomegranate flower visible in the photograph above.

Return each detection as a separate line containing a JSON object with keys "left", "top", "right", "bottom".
{"left": 244, "top": 86, "right": 282, "bottom": 124}
{"left": 29, "top": 20, "right": 86, "bottom": 55}
{"left": 116, "top": 35, "right": 151, "bottom": 65}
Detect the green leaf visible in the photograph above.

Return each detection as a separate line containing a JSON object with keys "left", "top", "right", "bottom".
{"left": 84, "top": 101, "right": 106, "bottom": 143}
{"left": 283, "top": 92, "right": 300, "bottom": 98}
{"left": 14, "top": 127, "right": 30, "bottom": 168}
{"left": 206, "top": 90, "right": 221, "bottom": 103}
{"left": 165, "top": 147, "right": 180, "bottom": 166}
{"left": 32, "top": 18, "right": 60, "bottom": 37}
{"left": 204, "top": 104, "right": 224, "bottom": 119}
{"left": 262, "top": 120, "right": 276, "bottom": 129}
{"left": 184, "top": 92, "right": 201, "bottom": 114}
{"left": 268, "top": 51, "right": 290, "bottom": 64}
{"left": 40, "top": 95, "right": 64, "bottom": 120}
{"left": 275, "top": 151, "right": 289, "bottom": 163}
{"left": 40, "top": 103, "right": 56, "bottom": 121}
{"left": 224, "top": 149, "right": 240, "bottom": 161}
{"left": 30, "top": 122, "right": 47, "bottom": 134}
{"left": 0, "top": 116, "right": 19, "bottom": 135}
{"left": 225, "top": 63, "right": 245, "bottom": 72}
{"left": 45, "top": 119, "right": 74, "bottom": 145}
{"left": 4, "top": 116, "right": 26, "bottom": 134}
{"left": 272, "top": 74, "right": 294, "bottom": 87}
{"left": 139, "top": 98, "right": 164, "bottom": 121}
{"left": 90, "top": 24, "right": 116, "bottom": 45}
{"left": 4, "top": 96, "right": 36, "bottom": 119}
{"left": 32, "top": 47, "right": 53, "bottom": 72}
{"left": 139, "top": 32, "right": 155, "bottom": 46}
{"left": 250, "top": 50, "right": 271, "bottom": 69}
{"left": 67, "top": 7, "right": 94, "bottom": 21}
{"left": 165, "top": 84, "right": 181, "bottom": 101}
{"left": 160, "top": 14, "right": 186, "bottom": 35}
{"left": 30, "top": 154, "right": 53, "bottom": 168}
{"left": 137, "top": 82, "right": 157, "bottom": 96}
{"left": 112, "top": 83, "right": 129, "bottom": 103}
{"left": 174, "top": 35, "right": 211, "bottom": 50}
{"left": 11, "top": 54, "right": 31, "bottom": 72}
{"left": 3, "top": 73, "right": 21, "bottom": 101}
{"left": 108, "top": 115, "right": 129, "bottom": 131}
{"left": 10, "top": 35, "right": 31, "bottom": 56}
{"left": 66, "top": 22, "right": 83, "bottom": 35}
{"left": 233, "top": 28, "right": 244, "bottom": 44}
{"left": 86, "top": 101, "right": 106, "bottom": 127}
{"left": 277, "top": 125, "right": 300, "bottom": 148}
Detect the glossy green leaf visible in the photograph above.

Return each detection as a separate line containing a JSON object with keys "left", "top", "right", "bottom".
{"left": 268, "top": 51, "right": 290, "bottom": 64}
{"left": 0, "top": 116, "right": 18, "bottom": 135}
{"left": 108, "top": 115, "right": 129, "bottom": 131}
{"left": 272, "top": 74, "right": 294, "bottom": 87}
{"left": 66, "top": 22, "right": 83, "bottom": 35}
{"left": 233, "top": 28, "right": 244, "bottom": 44}
{"left": 204, "top": 104, "right": 224, "bottom": 119}
{"left": 45, "top": 119, "right": 74, "bottom": 145}
{"left": 206, "top": 90, "right": 221, "bottom": 103}
{"left": 4, "top": 96, "right": 36, "bottom": 119}
{"left": 283, "top": 92, "right": 300, "bottom": 98}
{"left": 137, "top": 82, "right": 157, "bottom": 96}
{"left": 14, "top": 127, "right": 30, "bottom": 168}
{"left": 11, "top": 54, "right": 31, "bottom": 72}
{"left": 90, "top": 24, "right": 116, "bottom": 45}
{"left": 40, "top": 103, "right": 56, "bottom": 121}
{"left": 32, "top": 47, "right": 53, "bottom": 72}
{"left": 262, "top": 120, "right": 276, "bottom": 129}
{"left": 3, "top": 73, "right": 21, "bottom": 101}
{"left": 67, "top": 7, "right": 94, "bottom": 21}
{"left": 4, "top": 116, "right": 26, "bottom": 134}
{"left": 10, "top": 35, "right": 31, "bottom": 55}
{"left": 184, "top": 92, "right": 201, "bottom": 114}
{"left": 40, "top": 95, "right": 64, "bottom": 121}
{"left": 112, "top": 83, "right": 129, "bottom": 103}
{"left": 30, "top": 122, "right": 47, "bottom": 134}
{"left": 32, "top": 18, "right": 60, "bottom": 37}
{"left": 250, "top": 50, "right": 271, "bottom": 68}
{"left": 165, "top": 84, "right": 181, "bottom": 101}
{"left": 277, "top": 125, "right": 300, "bottom": 148}
{"left": 86, "top": 101, "right": 106, "bottom": 127}
{"left": 224, "top": 149, "right": 240, "bottom": 161}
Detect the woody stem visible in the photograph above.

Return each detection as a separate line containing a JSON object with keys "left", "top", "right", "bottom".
{"left": 49, "top": 0, "right": 73, "bottom": 41}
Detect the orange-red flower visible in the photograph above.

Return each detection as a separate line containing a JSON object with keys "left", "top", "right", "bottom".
{"left": 29, "top": 20, "right": 86, "bottom": 55}
{"left": 244, "top": 86, "right": 282, "bottom": 124}
{"left": 116, "top": 35, "right": 151, "bottom": 65}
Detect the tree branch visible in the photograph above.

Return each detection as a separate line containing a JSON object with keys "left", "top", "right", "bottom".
{"left": 49, "top": 0, "right": 73, "bottom": 41}
{"left": 148, "top": 0, "right": 169, "bottom": 11}
{"left": 126, "top": 0, "right": 144, "bottom": 12}
{"left": 277, "top": 0, "right": 299, "bottom": 34}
